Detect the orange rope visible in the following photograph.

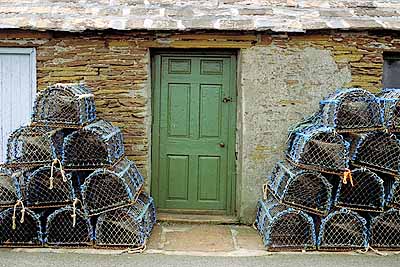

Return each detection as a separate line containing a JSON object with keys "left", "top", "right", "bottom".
{"left": 342, "top": 169, "right": 354, "bottom": 186}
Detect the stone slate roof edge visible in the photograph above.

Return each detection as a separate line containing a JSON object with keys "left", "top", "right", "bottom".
{"left": 0, "top": 1, "right": 400, "bottom": 33}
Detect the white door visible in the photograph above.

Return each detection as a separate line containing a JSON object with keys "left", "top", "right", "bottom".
{"left": 0, "top": 48, "right": 36, "bottom": 163}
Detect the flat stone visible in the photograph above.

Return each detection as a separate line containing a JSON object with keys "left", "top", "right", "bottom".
{"left": 231, "top": 225, "right": 265, "bottom": 250}
{"left": 162, "top": 224, "right": 235, "bottom": 252}
{"left": 146, "top": 224, "right": 163, "bottom": 250}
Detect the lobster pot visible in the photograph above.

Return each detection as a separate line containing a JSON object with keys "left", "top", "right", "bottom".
{"left": 25, "top": 166, "right": 75, "bottom": 208}
{"left": 379, "top": 88, "right": 400, "bottom": 132}
{"left": 95, "top": 194, "right": 156, "bottom": 248}
{"left": 255, "top": 199, "right": 316, "bottom": 251}
{"left": 369, "top": 209, "right": 400, "bottom": 249}
{"left": 0, "top": 169, "right": 22, "bottom": 208}
{"left": 11, "top": 167, "right": 37, "bottom": 200}
{"left": 6, "top": 126, "right": 64, "bottom": 167}
{"left": 287, "top": 125, "right": 350, "bottom": 174}
{"left": 81, "top": 158, "right": 144, "bottom": 216}
{"left": 32, "top": 83, "right": 96, "bottom": 128}
{"left": 0, "top": 207, "right": 42, "bottom": 247}
{"left": 319, "top": 88, "right": 383, "bottom": 132}
{"left": 351, "top": 132, "right": 400, "bottom": 175}
{"left": 255, "top": 197, "right": 286, "bottom": 234}
{"left": 45, "top": 206, "right": 93, "bottom": 247}
{"left": 62, "top": 120, "right": 124, "bottom": 169}
{"left": 386, "top": 180, "right": 400, "bottom": 209}
{"left": 266, "top": 161, "right": 333, "bottom": 216}
{"left": 318, "top": 209, "right": 368, "bottom": 251}
{"left": 334, "top": 169, "right": 385, "bottom": 212}
{"left": 137, "top": 193, "right": 156, "bottom": 236}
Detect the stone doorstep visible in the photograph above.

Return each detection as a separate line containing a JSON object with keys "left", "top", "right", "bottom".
{"left": 145, "top": 223, "right": 269, "bottom": 256}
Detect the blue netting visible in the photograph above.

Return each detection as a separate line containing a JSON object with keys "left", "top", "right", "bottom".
{"left": 255, "top": 198, "right": 316, "bottom": 251}
{"left": 369, "top": 208, "right": 400, "bottom": 249}
{"left": 62, "top": 120, "right": 124, "bottom": 169}
{"left": 318, "top": 208, "right": 368, "bottom": 250}
{"left": 0, "top": 168, "right": 22, "bottom": 208}
{"left": 286, "top": 125, "right": 350, "bottom": 174}
{"left": 32, "top": 83, "right": 96, "bottom": 128}
{"left": 81, "top": 157, "right": 144, "bottom": 216}
{"left": 95, "top": 193, "right": 156, "bottom": 248}
{"left": 11, "top": 167, "right": 37, "bottom": 201}
{"left": 266, "top": 161, "right": 333, "bottom": 216}
{"left": 378, "top": 88, "right": 400, "bottom": 132}
{"left": 138, "top": 193, "right": 156, "bottom": 237}
{"left": 386, "top": 180, "right": 400, "bottom": 209}
{"left": 351, "top": 132, "right": 400, "bottom": 175}
{"left": 6, "top": 126, "right": 65, "bottom": 167}
{"left": 319, "top": 88, "right": 383, "bottom": 132}
{"left": 0, "top": 207, "right": 42, "bottom": 247}
{"left": 25, "top": 166, "right": 75, "bottom": 208}
{"left": 45, "top": 206, "right": 93, "bottom": 247}
{"left": 334, "top": 168, "right": 385, "bottom": 212}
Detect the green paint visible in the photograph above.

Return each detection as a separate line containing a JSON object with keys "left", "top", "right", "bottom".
{"left": 152, "top": 51, "right": 237, "bottom": 214}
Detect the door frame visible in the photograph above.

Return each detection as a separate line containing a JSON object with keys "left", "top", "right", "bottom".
{"left": 151, "top": 49, "right": 238, "bottom": 215}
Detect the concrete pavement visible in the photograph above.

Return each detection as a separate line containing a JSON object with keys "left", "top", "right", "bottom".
{"left": 2, "top": 250, "right": 400, "bottom": 267}
{"left": 4, "top": 223, "right": 400, "bottom": 267}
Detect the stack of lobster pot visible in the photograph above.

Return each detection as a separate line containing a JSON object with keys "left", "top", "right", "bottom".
{"left": 0, "top": 83, "right": 155, "bottom": 251}
{"left": 256, "top": 87, "right": 400, "bottom": 252}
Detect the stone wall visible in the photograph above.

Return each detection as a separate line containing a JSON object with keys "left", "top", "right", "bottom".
{"left": 0, "top": 30, "right": 399, "bottom": 223}
{"left": 238, "top": 32, "right": 400, "bottom": 223}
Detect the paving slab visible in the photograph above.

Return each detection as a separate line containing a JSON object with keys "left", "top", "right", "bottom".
{"left": 230, "top": 225, "right": 265, "bottom": 251}
{"left": 160, "top": 223, "right": 235, "bottom": 252}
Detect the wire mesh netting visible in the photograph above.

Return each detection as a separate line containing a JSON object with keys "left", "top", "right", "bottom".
{"left": 11, "top": 167, "right": 37, "bottom": 201}
{"left": 265, "top": 161, "right": 333, "bottom": 216}
{"left": 334, "top": 168, "right": 385, "bottom": 212}
{"left": 95, "top": 194, "right": 156, "bottom": 249}
{"left": 6, "top": 126, "right": 65, "bottom": 167}
{"left": 318, "top": 209, "right": 368, "bottom": 251}
{"left": 255, "top": 196, "right": 284, "bottom": 234}
{"left": 81, "top": 157, "right": 144, "bottom": 216}
{"left": 45, "top": 206, "right": 93, "bottom": 247}
{"left": 25, "top": 166, "right": 75, "bottom": 208}
{"left": 319, "top": 88, "right": 383, "bottom": 132}
{"left": 351, "top": 132, "right": 400, "bottom": 175}
{"left": 369, "top": 208, "right": 400, "bottom": 249}
{"left": 255, "top": 198, "right": 316, "bottom": 251}
{"left": 32, "top": 83, "right": 96, "bottom": 128}
{"left": 137, "top": 193, "right": 156, "bottom": 237}
{"left": 0, "top": 168, "right": 22, "bottom": 208}
{"left": 0, "top": 207, "right": 42, "bottom": 247}
{"left": 378, "top": 88, "right": 400, "bottom": 132}
{"left": 286, "top": 125, "right": 350, "bottom": 174}
{"left": 62, "top": 120, "right": 124, "bottom": 169}
{"left": 386, "top": 180, "right": 400, "bottom": 209}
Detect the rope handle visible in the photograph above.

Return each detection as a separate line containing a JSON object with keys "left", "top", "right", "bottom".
{"left": 50, "top": 159, "right": 67, "bottom": 189}
{"left": 357, "top": 245, "right": 388, "bottom": 256}
{"left": 342, "top": 168, "right": 354, "bottom": 187}
{"left": 262, "top": 183, "right": 268, "bottom": 200}
{"left": 71, "top": 198, "right": 81, "bottom": 227}
{"left": 12, "top": 200, "right": 25, "bottom": 230}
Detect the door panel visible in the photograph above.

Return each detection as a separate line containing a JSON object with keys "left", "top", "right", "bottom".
{"left": 198, "top": 156, "right": 220, "bottom": 201}
{"left": 167, "top": 155, "right": 189, "bottom": 200}
{"left": 199, "top": 84, "right": 222, "bottom": 138}
{"left": 167, "top": 83, "right": 191, "bottom": 137}
{"left": 153, "top": 52, "right": 236, "bottom": 214}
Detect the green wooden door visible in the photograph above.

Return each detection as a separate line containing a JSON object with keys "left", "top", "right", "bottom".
{"left": 152, "top": 52, "right": 236, "bottom": 214}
